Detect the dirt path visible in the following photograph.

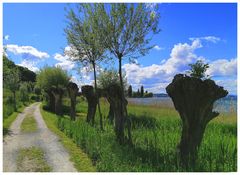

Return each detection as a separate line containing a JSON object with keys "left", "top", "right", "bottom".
{"left": 3, "top": 103, "right": 77, "bottom": 172}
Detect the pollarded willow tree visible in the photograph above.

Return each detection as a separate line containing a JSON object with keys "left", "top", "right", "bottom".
{"left": 65, "top": 4, "right": 106, "bottom": 130}
{"left": 36, "top": 67, "right": 70, "bottom": 115}
{"left": 67, "top": 82, "right": 79, "bottom": 121}
{"left": 97, "top": 69, "right": 128, "bottom": 123}
{"left": 96, "top": 3, "right": 160, "bottom": 143}
{"left": 166, "top": 61, "right": 228, "bottom": 168}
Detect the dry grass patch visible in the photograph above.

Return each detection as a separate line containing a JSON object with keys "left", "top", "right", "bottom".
{"left": 17, "top": 146, "right": 51, "bottom": 172}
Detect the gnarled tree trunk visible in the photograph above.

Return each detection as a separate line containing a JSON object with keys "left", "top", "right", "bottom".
{"left": 104, "top": 84, "right": 129, "bottom": 144}
{"left": 46, "top": 90, "right": 55, "bottom": 112}
{"left": 81, "top": 85, "right": 97, "bottom": 125}
{"left": 108, "top": 104, "right": 114, "bottom": 124}
{"left": 67, "top": 82, "right": 79, "bottom": 121}
{"left": 51, "top": 88, "right": 64, "bottom": 116}
{"left": 166, "top": 74, "right": 228, "bottom": 168}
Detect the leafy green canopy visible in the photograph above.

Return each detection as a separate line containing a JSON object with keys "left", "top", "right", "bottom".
{"left": 3, "top": 55, "right": 36, "bottom": 82}
{"left": 98, "top": 3, "right": 160, "bottom": 60}
{"left": 188, "top": 60, "right": 209, "bottom": 79}
{"left": 4, "top": 70, "right": 20, "bottom": 92}
{"left": 36, "top": 67, "right": 70, "bottom": 91}
{"left": 97, "top": 69, "right": 127, "bottom": 89}
{"left": 65, "top": 4, "right": 105, "bottom": 66}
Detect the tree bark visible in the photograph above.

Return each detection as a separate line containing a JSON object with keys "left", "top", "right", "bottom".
{"left": 67, "top": 82, "right": 79, "bottom": 121}
{"left": 81, "top": 85, "right": 98, "bottom": 125}
{"left": 46, "top": 90, "right": 55, "bottom": 112}
{"left": 166, "top": 74, "right": 228, "bottom": 168}
{"left": 104, "top": 84, "right": 129, "bottom": 144}
{"left": 92, "top": 62, "right": 103, "bottom": 130}
{"left": 51, "top": 88, "right": 64, "bottom": 116}
{"left": 118, "top": 56, "right": 132, "bottom": 144}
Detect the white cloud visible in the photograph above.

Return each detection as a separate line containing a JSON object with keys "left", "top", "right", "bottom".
{"left": 54, "top": 53, "right": 75, "bottom": 70}
{"left": 189, "top": 36, "right": 221, "bottom": 43}
{"left": 215, "top": 79, "right": 237, "bottom": 95}
{"left": 17, "top": 59, "right": 39, "bottom": 72}
{"left": 123, "top": 37, "right": 203, "bottom": 89}
{"left": 6, "top": 44, "right": 49, "bottom": 59}
{"left": 4, "top": 35, "right": 10, "bottom": 41}
{"left": 153, "top": 45, "right": 164, "bottom": 51}
{"left": 123, "top": 36, "right": 235, "bottom": 94}
{"left": 207, "top": 58, "right": 237, "bottom": 77}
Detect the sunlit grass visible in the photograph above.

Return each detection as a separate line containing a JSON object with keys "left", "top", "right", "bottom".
{"left": 44, "top": 97, "right": 237, "bottom": 172}
{"left": 40, "top": 104, "right": 96, "bottom": 172}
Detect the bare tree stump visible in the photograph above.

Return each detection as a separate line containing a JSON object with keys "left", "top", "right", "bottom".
{"left": 67, "top": 82, "right": 79, "bottom": 121}
{"left": 81, "top": 85, "right": 97, "bottom": 125}
{"left": 51, "top": 88, "right": 64, "bottom": 116}
{"left": 166, "top": 74, "right": 228, "bottom": 168}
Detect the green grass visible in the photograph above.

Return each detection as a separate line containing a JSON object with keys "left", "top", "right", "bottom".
{"left": 54, "top": 97, "right": 237, "bottom": 172}
{"left": 3, "top": 105, "right": 26, "bottom": 136}
{"left": 21, "top": 115, "right": 38, "bottom": 133}
{"left": 17, "top": 146, "right": 51, "bottom": 172}
{"left": 40, "top": 104, "right": 96, "bottom": 172}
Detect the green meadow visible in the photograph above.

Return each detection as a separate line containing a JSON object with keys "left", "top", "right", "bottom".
{"left": 41, "top": 97, "right": 237, "bottom": 172}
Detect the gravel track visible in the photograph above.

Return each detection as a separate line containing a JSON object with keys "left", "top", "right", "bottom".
{"left": 3, "top": 103, "right": 77, "bottom": 172}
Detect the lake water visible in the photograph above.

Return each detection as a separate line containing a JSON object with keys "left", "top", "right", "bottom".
{"left": 127, "top": 96, "right": 237, "bottom": 113}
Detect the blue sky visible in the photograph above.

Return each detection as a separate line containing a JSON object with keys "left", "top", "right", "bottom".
{"left": 3, "top": 3, "right": 237, "bottom": 94}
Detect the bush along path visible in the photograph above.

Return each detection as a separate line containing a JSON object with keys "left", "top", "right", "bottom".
{"left": 3, "top": 103, "right": 77, "bottom": 172}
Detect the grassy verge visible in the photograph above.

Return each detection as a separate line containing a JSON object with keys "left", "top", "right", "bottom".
{"left": 40, "top": 104, "right": 96, "bottom": 172}
{"left": 17, "top": 146, "right": 51, "bottom": 172}
{"left": 3, "top": 105, "right": 26, "bottom": 136}
{"left": 21, "top": 115, "right": 37, "bottom": 133}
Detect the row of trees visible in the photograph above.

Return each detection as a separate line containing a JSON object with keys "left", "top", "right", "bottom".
{"left": 127, "top": 85, "right": 153, "bottom": 98}
{"left": 3, "top": 55, "right": 39, "bottom": 117}
{"left": 64, "top": 3, "right": 160, "bottom": 143}
{"left": 63, "top": 4, "right": 226, "bottom": 167}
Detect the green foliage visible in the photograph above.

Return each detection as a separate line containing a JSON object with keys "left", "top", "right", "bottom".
{"left": 132, "top": 88, "right": 153, "bottom": 98}
{"left": 19, "top": 82, "right": 30, "bottom": 104}
{"left": 65, "top": 4, "right": 106, "bottom": 66}
{"left": 36, "top": 66, "right": 70, "bottom": 91}
{"left": 4, "top": 69, "right": 20, "bottom": 93}
{"left": 97, "top": 69, "right": 127, "bottom": 89}
{"left": 3, "top": 105, "right": 26, "bottom": 136}
{"left": 34, "top": 86, "right": 41, "bottom": 95}
{"left": 188, "top": 60, "right": 209, "bottom": 79}
{"left": 3, "top": 55, "right": 37, "bottom": 118}
{"left": 98, "top": 3, "right": 160, "bottom": 60}
{"left": 3, "top": 55, "right": 36, "bottom": 82}
{"left": 128, "top": 85, "right": 132, "bottom": 97}
{"left": 143, "top": 92, "right": 153, "bottom": 98}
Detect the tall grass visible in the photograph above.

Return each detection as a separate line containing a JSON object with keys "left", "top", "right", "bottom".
{"left": 51, "top": 97, "right": 237, "bottom": 172}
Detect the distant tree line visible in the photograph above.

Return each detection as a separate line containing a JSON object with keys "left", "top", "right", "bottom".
{"left": 127, "top": 85, "right": 153, "bottom": 98}
{"left": 3, "top": 55, "right": 39, "bottom": 118}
